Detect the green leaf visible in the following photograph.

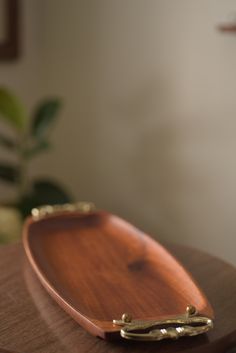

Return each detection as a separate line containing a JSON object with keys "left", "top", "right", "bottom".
{"left": 18, "top": 178, "right": 72, "bottom": 217}
{"left": 0, "top": 132, "right": 17, "bottom": 149}
{"left": 33, "top": 179, "right": 71, "bottom": 204}
{"left": 0, "top": 163, "right": 19, "bottom": 183}
{"left": 23, "top": 140, "right": 51, "bottom": 159}
{"left": 0, "top": 88, "right": 27, "bottom": 130}
{"left": 31, "top": 99, "right": 61, "bottom": 139}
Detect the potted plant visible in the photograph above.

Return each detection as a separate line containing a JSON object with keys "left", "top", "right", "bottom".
{"left": 0, "top": 87, "right": 71, "bottom": 243}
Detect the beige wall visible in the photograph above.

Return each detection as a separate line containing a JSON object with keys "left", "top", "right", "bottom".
{"left": 1, "top": 1, "right": 236, "bottom": 264}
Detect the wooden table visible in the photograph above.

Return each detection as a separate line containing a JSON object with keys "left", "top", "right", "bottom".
{"left": 0, "top": 242, "right": 236, "bottom": 353}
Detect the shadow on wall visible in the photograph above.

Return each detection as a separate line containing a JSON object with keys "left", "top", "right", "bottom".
{"left": 99, "top": 77, "right": 187, "bottom": 240}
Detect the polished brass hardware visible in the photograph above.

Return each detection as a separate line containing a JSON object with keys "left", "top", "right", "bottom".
{"left": 31, "top": 202, "right": 95, "bottom": 220}
{"left": 121, "top": 313, "right": 133, "bottom": 323}
{"left": 113, "top": 305, "right": 213, "bottom": 341}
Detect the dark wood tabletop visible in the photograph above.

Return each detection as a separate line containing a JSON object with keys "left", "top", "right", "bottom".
{"left": 0, "top": 242, "right": 236, "bottom": 353}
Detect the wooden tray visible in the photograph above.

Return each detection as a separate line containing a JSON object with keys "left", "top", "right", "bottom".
{"left": 23, "top": 203, "right": 214, "bottom": 341}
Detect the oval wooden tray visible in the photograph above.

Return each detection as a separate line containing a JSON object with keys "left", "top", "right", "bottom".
{"left": 23, "top": 208, "right": 214, "bottom": 341}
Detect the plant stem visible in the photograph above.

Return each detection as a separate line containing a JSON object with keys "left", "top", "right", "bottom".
{"left": 18, "top": 133, "right": 29, "bottom": 201}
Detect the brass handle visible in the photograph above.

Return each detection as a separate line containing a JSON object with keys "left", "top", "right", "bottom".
{"left": 31, "top": 202, "right": 95, "bottom": 220}
{"left": 113, "top": 305, "right": 213, "bottom": 341}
